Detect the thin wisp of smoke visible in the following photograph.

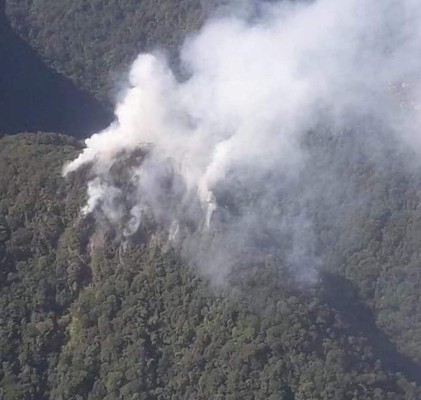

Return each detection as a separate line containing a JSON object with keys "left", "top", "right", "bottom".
{"left": 64, "top": 0, "right": 421, "bottom": 282}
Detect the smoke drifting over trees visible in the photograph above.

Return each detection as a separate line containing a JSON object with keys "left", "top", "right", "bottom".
{"left": 65, "top": 0, "right": 421, "bottom": 282}
{"left": 3, "top": 1, "right": 421, "bottom": 398}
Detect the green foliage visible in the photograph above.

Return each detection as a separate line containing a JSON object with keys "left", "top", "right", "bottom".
{"left": 1, "top": 134, "right": 421, "bottom": 399}
{"left": 0, "top": 133, "right": 89, "bottom": 399}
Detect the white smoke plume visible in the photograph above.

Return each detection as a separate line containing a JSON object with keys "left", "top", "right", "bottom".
{"left": 64, "top": 0, "right": 421, "bottom": 283}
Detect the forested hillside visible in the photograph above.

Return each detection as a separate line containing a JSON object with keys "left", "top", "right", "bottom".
{"left": 1, "top": 133, "right": 421, "bottom": 400}
{"left": 1, "top": 1, "right": 421, "bottom": 399}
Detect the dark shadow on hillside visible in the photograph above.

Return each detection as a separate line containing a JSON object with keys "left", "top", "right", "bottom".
{"left": 320, "top": 272, "right": 421, "bottom": 386}
{"left": 0, "top": 1, "right": 112, "bottom": 138}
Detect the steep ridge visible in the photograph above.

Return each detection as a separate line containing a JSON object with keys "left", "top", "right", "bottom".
{"left": 0, "top": 133, "right": 420, "bottom": 400}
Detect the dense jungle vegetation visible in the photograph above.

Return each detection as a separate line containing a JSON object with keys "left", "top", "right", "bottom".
{"left": 1, "top": 132, "right": 421, "bottom": 399}
{"left": 1, "top": 1, "right": 421, "bottom": 399}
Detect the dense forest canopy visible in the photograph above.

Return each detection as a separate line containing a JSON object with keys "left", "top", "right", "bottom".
{"left": 1, "top": 1, "right": 421, "bottom": 399}
{"left": 1, "top": 133, "right": 421, "bottom": 399}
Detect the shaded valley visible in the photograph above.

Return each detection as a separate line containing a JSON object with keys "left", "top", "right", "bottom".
{"left": 0, "top": 0, "right": 112, "bottom": 138}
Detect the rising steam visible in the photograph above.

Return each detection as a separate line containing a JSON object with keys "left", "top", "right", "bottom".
{"left": 64, "top": 0, "right": 421, "bottom": 282}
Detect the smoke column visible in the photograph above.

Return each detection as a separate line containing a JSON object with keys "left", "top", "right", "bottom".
{"left": 64, "top": 0, "right": 421, "bottom": 283}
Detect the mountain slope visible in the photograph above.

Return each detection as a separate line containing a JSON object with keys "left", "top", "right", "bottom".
{"left": 0, "top": 133, "right": 420, "bottom": 400}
